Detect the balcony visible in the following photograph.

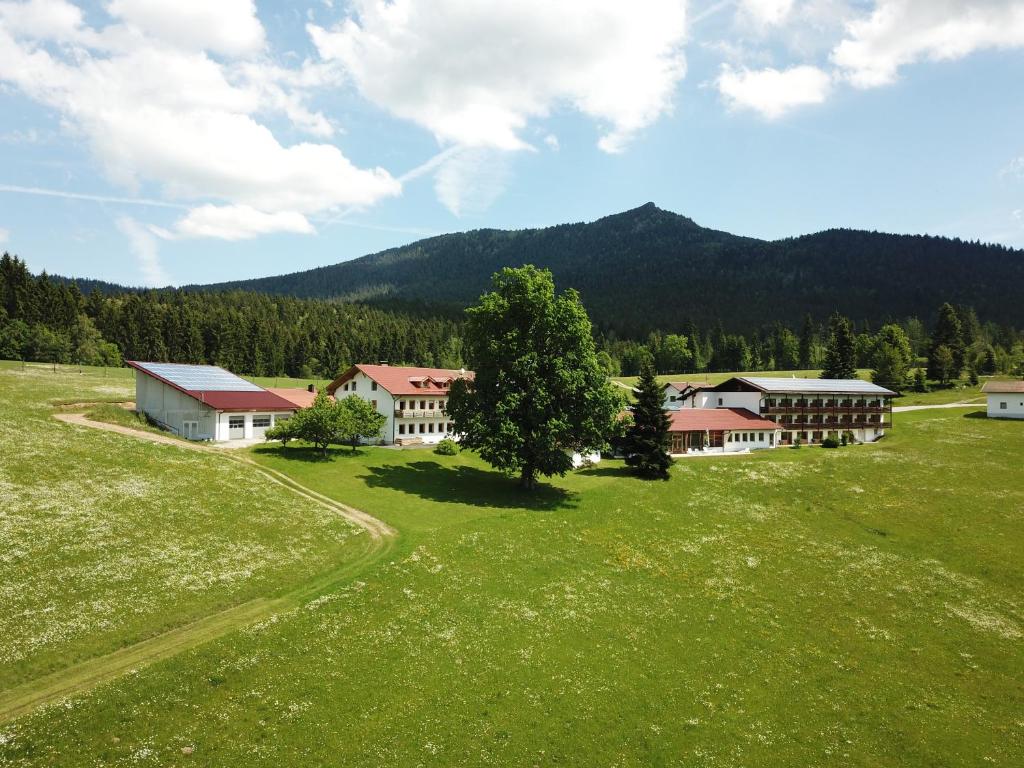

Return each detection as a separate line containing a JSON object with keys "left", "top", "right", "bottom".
{"left": 394, "top": 408, "right": 445, "bottom": 418}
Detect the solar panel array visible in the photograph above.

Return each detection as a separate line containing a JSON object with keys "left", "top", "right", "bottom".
{"left": 137, "top": 362, "right": 264, "bottom": 392}
{"left": 741, "top": 377, "right": 896, "bottom": 395}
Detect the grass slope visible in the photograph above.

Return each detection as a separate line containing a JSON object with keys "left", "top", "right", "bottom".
{"left": 0, "top": 373, "right": 1020, "bottom": 766}
{"left": 0, "top": 365, "right": 367, "bottom": 691}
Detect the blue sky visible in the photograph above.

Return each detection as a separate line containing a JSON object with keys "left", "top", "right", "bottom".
{"left": 1, "top": 0, "right": 1023, "bottom": 287}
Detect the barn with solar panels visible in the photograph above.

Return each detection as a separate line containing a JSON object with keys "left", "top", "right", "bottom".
{"left": 127, "top": 361, "right": 297, "bottom": 441}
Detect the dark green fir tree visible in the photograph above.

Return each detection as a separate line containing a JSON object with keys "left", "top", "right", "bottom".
{"left": 623, "top": 362, "right": 673, "bottom": 480}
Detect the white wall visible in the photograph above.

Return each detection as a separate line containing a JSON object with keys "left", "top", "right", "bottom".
{"left": 723, "top": 429, "right": 778, "bottom": 452}
{"left": 987, "top": 393, "right": 1024, "bottom": 419}
{"left": 136, "top": 373, "right": 216, "bottom": 439}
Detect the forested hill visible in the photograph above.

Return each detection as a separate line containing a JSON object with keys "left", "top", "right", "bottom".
{"left": 187, "top": 203, "right": 1024, "bottom": 337}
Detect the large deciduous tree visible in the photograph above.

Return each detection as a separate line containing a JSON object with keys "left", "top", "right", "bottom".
{"left": 447, "top": 266, "right": 620, "bottom": 490}
{"left": 622, "top": 362, "right": 672, "bottom": 479}
{"left": 336, "top": 394, "right": 387, "bottom": 451}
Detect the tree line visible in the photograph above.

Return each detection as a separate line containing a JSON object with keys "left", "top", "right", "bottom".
{"left": 2, "top": 253, "right": 1021, "bottom": 385}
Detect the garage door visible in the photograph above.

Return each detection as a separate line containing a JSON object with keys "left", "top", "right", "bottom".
{"left": 228, "top": 415, "right": 245, "bottom": 439}
{"left": 252, "top": 414, "right": 271, "bottom": 438}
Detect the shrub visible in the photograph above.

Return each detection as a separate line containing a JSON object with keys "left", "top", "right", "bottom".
{"left": 822, "top": 437, "right": 840, "bottom": 449}
{"left": 434, "top": 438, "right": 459, "bottom": 456}
{"left": 792, "top": 436, "right": 802, "bottom": 449}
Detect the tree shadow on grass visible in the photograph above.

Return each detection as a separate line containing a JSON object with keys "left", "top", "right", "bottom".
{"left": 249, "top": 444, "right": 369, "bottom": 462}
{"left": 361, "top": 460, "right": 577, "bottom": 512}
{"left": 575, "top": 464, "right": 635, "bottom": 479}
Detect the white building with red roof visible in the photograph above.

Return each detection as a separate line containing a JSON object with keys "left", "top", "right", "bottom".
{"left": 982, "top": 380, "right": 1024, "bottom": 419}
{"left": 667, "top": 407, "right": 782, "bottom": 454}
{"left": 128, "top": 362, "right": 297, "bottom": 441}
{"left": 326, "top": 364, "right": 473, "bottom": 445}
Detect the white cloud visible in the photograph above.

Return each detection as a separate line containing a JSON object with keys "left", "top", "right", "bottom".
{"left": 309, "top": 0, "right": 687, "bottom": 154}
{"left": 1000, "top": 156, "right": 1024, "bottom": 180}
{"left": 105, "top": 0, "right": 266, "bottom": 57}
{"left": 738, "top": 0, "right": 795, "bottom": 27}
{"left": 832, "top": 0, "right": 1024, "bottom": 88}
{"left": 0, "top": 0, "right": 400, "bottom": 242}
{"left": 164, "top": 205, "right": 315, "bottom": 241}
{"left": 0, "top": 226, "right": 8, "bottom": 244}
{"left": 544, "top": 134, "right": 560, "bottom": 151}
{"left": 115, "top": 216, "right": 168, "bottom": 286}
{"left": 433, "top": 148, "right": 512, "bottom": 217}
{"left": 717, "top": 64, "right": 832, "bottom": 118}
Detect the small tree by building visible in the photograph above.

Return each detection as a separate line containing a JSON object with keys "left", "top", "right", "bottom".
{"left": 292, "top": 390, "right": 341, "bottom": 457}
{"left": 821, "top": 313, "right": 856, "bottom": 379}
{"left": 336, "top": 394, "right": 386, "bottom": 451}
{"left": 265, "top": 418, "right": 298, "bottom": 448}
{"left": 622, "top": 362, "right": 673, "bottom": 479}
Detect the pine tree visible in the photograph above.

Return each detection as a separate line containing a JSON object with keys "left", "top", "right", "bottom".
{"left": 821, "top": 313, "right": 856, "bottom": 379}
{"left": 928, "top": 302, "right": 965, "bottom": 381}
{"left": 623, "top": 362, "right": 673, "bottom": 480}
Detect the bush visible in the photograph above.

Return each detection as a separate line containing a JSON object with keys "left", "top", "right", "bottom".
{"left": 822, "top": 436, "right": 840, "bottom": 449}
{"left": 792, "top": 436, "right": 802, "bottom": 449}
{"left": 434, "top": 438, "right": 459, "bottom": 456}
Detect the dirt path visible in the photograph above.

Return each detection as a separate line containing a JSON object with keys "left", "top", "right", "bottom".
{"left": 892, "top": 400, "right": 985, "bottom": 413}
{"left": 0, "top": 413, "right": 397, "bottom": 724}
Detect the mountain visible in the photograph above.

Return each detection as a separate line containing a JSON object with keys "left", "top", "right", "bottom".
{"left": 181, "top": 202, "right": 1022, "bottom": 336}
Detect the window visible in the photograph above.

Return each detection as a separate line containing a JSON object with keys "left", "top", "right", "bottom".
{"left": 1000, "top": 401, "right": 1008, "bottom": 410}
{"left": 371, "top": 400, "right": 377, "bottom": 410}
{"left": 428, "top": 401, "right": 435, "bottom": 410}
{"left": 428, "top": 423, "right": 434, "bottom": 433}
{"left": 229, "top": 415, "right": 244, "bottom": 428}
{"left": 420, "top": 400, "right": 426, "bottom": 409}
{"left": 352, "top": 381, "right": 357, "bottom": 391}
{"left": 759, "top": 432, "right": 765, "bottom": 442}
{"left": 718, "top": 397, "right": 723, "bottom": 406}
{"left": 371, "top": 381, "right": 378, "bottom": 391}
{"left": 419, "top": 423, "right": 425, "bottom": 434}
{"left": 399, "top": 401, "right": 405, "bottom": 410}
{"left": 669, "top": 395, "right": 677, "bottom": 402}
{"left": 399, "top": 424, "right": 406, "bottom": 434}
{"left": 343, "top": 383, "right": 349, "bottom": 391}
{"left": 253, "top": 415, "right": 271, "bottom": 428}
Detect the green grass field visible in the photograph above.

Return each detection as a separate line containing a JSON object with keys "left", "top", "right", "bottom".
{"left": 1, "top": 364, "right": 1021, "bottom": 766}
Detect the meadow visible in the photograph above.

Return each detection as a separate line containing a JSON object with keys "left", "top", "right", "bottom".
{"left": 0, "top": 364, "right": 1021, "bottom": 766}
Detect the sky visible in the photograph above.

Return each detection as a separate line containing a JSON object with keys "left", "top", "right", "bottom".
{"left": 0, "top": 0, "right": 1023, "bottom": 287}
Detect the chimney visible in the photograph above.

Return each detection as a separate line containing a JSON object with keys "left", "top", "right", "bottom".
{"left": 379, "top": 360, "right": 389, "bottom": 366}
{"left": 307, "top": 384, "right": 315, "bottom": 393}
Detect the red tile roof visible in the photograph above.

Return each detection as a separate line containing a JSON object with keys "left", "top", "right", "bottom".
{"left": 982, "top": 380, "right": 1024, "bottom": 394}
{"left": 327, "top": 364, "right": 474, "bottom": 397}
{"left": 191, "top": 390, "right": 297, "bottom": 411}
{"left": 266, "top": 387, "right": 321, "bottom": 408}
{"left": 663, "top": 381, "right": 706, "bottom": 391}
{"left": 668, "top": 407, "right": 781, "bottom": 432}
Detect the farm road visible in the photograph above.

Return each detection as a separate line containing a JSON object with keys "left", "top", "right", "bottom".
{"left": 0, "top": 413, "right": 397, "bottom": 724}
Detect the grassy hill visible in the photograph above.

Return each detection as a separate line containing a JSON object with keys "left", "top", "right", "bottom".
{"left": 1, "top": 364, "right": 1022, "bottom": 765}
{"left": 189, "top": 203, "right": 1024, "bottom": 336}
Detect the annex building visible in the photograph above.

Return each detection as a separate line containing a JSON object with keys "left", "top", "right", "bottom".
{"left": 981, "top": 380, "right": 1024, "bottom": 419}
{"left": 128, "top": 361, "right": 297, "bottom": 441}
{"left": 326, "top": 364, "right": 473, "bottom": 445}
{"left": 664, "top": 376, "right": 897, "bottom": 452}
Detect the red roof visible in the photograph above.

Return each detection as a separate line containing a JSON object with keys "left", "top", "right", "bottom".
{"left": 663, "top": 381, "right": 705, "bottom": 391}
{"left": 328, "top": 364, "right": 474, "bottom": 397}
{"left": 267, "top": 387, "right": 322, "bottom": 408}
{"left": 982, "top": 380, "right": 1024, "bottom": 394}
{"left": 668, "top": 407, "right": 781, "bottom": 432}
{"left": 191, "top": 391, "right": 297, "bottom": 411}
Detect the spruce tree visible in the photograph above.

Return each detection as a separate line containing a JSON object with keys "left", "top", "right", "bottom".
{"left": 623, "top": 362, "right": 673, "bottom": 480}
{"left": 821, "top": 313, "right": 856, "bottom": 379}
{"left": 928, "top": 302, "right": 965, "bottom": 381}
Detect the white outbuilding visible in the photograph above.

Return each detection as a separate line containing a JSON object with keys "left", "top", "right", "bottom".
{"left": 128, "top": 361, "right": 297, "bottom": 441}
{"left": 982, "top": 380, "right": 1024, "bottom": 419}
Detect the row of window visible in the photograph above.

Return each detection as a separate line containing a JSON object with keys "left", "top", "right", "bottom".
{"left": 340, "top": 379, "right": 379, "bottom": 392}
{"left": 729, "top": 431, "right": 768, "bottom": 443}
{"left": 765, "top": 399, "right": 885, "bottom": 408}
{"left": 398, "top": 399, "right": 445, "bottom": 410}
{"left": 228, "top": 415, "right": 273, "bottom": 429}
{"left": 398, "top": 422, "right": 452, "bottom": 435}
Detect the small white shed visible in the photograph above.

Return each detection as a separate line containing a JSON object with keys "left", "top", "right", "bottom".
{"left": 982, "top": 381, "right": 1024, "bottom": 419}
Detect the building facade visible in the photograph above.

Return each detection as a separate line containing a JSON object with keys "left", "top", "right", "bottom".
{"left": 667, "top": 407, "right": 781, "bottom": 454}
{"left": 982, "top": 381, "right": 1024, "bottom": 419}
{"left": 129, "top": 361, "right": 296, "bottom": 441}
{"left": 677, "top": 377, "right": 897, "bottom": 446}
{"left": 326, "top": 364, "right": 472, "bottom": 445}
